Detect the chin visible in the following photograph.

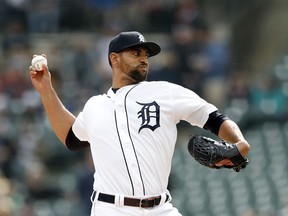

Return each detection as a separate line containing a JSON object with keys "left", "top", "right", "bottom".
{"left": 130, "top": 69, "right": 147, "bottom": 82}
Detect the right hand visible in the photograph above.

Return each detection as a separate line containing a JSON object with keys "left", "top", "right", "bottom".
{"left": 29, "top": 54, "right": 52, "bottom": 94}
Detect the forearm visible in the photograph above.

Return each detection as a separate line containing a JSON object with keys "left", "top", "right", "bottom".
{"left": 218, "top": 120, "right": 250, "bottom": 157}
{"left": 41, "top": 87, "right": 75, "bottom": 144}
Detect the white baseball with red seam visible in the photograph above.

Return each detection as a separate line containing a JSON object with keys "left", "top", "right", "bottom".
{"left": 31, "top": 55, "right": 47, "bottom": 71}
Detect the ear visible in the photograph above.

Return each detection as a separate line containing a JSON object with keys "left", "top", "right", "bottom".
{"left": 110, "top": 52, "right": 119, "bottom": 67}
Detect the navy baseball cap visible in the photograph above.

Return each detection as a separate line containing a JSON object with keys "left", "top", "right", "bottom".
{"left": 108, "top": 31, "right": 161, "bottom": 63}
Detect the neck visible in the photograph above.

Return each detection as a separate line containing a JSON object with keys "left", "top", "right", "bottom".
{"left": 112, "top": 75, "right": 139, "bottom": 89}
{"left": 111, "top": 67, "right": 142, "bottom": 89}
{"left": 112, "top": 81, "right": 138, "bottom": 89}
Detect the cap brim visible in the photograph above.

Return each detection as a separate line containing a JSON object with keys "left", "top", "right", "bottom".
{"left": 116, "top": 42, "right": 161, "bottom": 57}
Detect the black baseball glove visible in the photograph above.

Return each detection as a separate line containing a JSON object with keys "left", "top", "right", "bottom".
{"left": 188, "top": 135, "right": 249, "bottom": 172}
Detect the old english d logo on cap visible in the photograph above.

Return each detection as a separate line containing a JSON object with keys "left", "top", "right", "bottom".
{"left": 138, "top": 33, "right": 145, "bottom": 42}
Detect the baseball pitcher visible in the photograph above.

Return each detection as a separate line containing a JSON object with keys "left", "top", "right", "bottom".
{"left": 29, "top": 31, "right": 250, "bottom": 216}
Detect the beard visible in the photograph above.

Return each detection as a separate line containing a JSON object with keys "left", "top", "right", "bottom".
{"left": 129, "top": 65, "right": 148, "bottom": 82}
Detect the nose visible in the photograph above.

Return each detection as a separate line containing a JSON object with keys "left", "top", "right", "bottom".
{"left": 139, "top": 55, "right": 148, "bottom": 64}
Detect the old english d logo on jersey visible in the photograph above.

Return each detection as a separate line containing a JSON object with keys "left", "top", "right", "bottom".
{"left": 137, "top": 101, "right": 160, "bottom": 133}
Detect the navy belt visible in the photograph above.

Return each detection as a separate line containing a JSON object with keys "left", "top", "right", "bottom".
{"left": 95, "top": 192, "right": 170, "bottom": 208}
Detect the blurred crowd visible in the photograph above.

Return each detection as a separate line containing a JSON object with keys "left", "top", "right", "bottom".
{"left": 0, "top": 0, "right": 288, "bottom": 215}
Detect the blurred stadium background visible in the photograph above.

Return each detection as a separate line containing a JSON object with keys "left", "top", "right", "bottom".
{"left": 1, "top": 0, "right": 288, "bottom": 215}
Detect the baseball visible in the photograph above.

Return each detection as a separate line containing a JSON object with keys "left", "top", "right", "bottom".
{"left": 31, "top": 55, "right": 47, "bottom": 71}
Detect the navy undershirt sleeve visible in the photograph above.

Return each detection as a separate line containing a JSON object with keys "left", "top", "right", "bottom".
{"left": 203, "top": 111, "right": 229, "bottom": 135}
{"left": 65, "top": 127, "right": 90, "bottom": 151}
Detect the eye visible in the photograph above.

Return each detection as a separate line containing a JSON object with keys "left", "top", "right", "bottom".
{"left": 133, "top": 51, "right": 140, "bottom": 56}
{"left": 131, "top": 49, "right": 149, "bottom": 58}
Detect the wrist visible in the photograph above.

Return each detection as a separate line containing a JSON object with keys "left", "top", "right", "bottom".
{"left": 236, "top": 140, "right": 250, "bottom": 157}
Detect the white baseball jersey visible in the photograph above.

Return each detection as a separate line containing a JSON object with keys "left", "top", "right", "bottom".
{"left": 72, "top": 81, "right": 217, "bottom": 197}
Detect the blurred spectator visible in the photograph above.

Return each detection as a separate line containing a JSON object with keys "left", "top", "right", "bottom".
{"left": 148, "top": 50, "right": 181, "bottom": 84}
{"left": 170, "top": 24, "right": 208, "bottom": 95}
{"left": 24, "top": 162, "right": 62, "bottom": 201}
{"left": 26, "top": 0, "right": 60, "bottom": 33}
{"left": 0, "top": 1, "right": 8, "bottom": 32}
{"left": 203, "top": 23, "right": 230, "bottom": 79}
{"left": 0, "top": 176, "right": 24, "bottom": 216}
{"left": 61, "top": 38, "right": 99, "bottom": 89}
{"left": 93, "top": 34, "right": 114, "bottom": 92}
{"left": 144, "top": 0, "right": 176, "bottom": 32}
{"left": 202, "top": 23, "right": 231, "bottom": 109}
{"left": 169, "top": 0, "right": 209, "bottom": 95}
{"left": 227, "top": 70, "right": 251, "bottom": 108}
{"left": 172, "top": 0, "right": 206, "bottom": 30}
{"left": 59, "top": 0, "right": 87, "bottom": 31}
{"left": 82, "top": 0, "right": 120, "bottom": 31}
{"left": 249, "top": 74, "right": 287, "bottom": 122}
{"left": 2, "top": 0, "right": 27, "bottom": 33}
{"left": 2, "top": 19, "right": 28, "bottom": 52}
{"left": 224, "top": 70, "right": 251, "bottom": 124}
{"left": 1, "top": 68, "right": 28, "bottom": 99}
{"left": 0, "top": 177, "right": 14, "bottom": 216}
{"left": 76, "top": 150, "right": 94, "bottom": 214}
{"left": 0, "top": 137, "right": 17, "bottom": 179}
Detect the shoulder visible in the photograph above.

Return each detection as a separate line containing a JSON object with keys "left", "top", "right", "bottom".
{"left": 141, "top": 81, "right": 184, "bottom": 90}
{"left": 143, "top": 81, "right": 198, "bottom": 95}
{"left": 83, "top": 94, "right": 109, "bottom": 109}
{"left": 86, "top": 94, "right": 105, "bottom": 103}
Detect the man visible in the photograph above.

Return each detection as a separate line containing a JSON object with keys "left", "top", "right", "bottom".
{"left": 29, "top": 31, "right": 250, "bottom": 216}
